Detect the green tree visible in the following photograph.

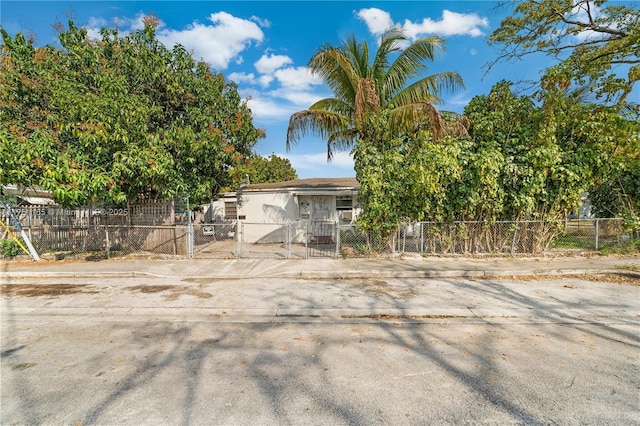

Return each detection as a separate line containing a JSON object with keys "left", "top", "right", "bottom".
{"left": 466, "top": 79, "right": 640, "bottom": 225}
{"left": 0, "top": 20, "right": 263, "bottom": 206}
{"left": 488, "top": 0, "right": 639, "bottom": 106}
{"left": 286, "top": 26, "right": 465, "bottom": 160}
{"left": 223, "top": 153, "right": 298, "bottom": 191}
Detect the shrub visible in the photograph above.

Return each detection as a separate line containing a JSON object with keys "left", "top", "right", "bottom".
{"left": 0, "top": 238, "right": 24, "bottom": 258}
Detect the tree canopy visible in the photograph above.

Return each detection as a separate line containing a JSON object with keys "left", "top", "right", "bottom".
{"left": 0, "top": 20, "right": 264, "bottom": 206}
{"left": 287, "top": 27, "right": 466, "bottom": 160}
{"left": 223, "top": 153, "right": 298, "bottom": 192}
{"left": 488, "top": 0, "right": 639, "bottom": 106}
{"left": 354, "top": 80, "right": 640, "bottom": 238}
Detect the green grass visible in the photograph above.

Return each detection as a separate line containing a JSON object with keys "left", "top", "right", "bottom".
{"left": 617, "top": 264, "right": 640, "bottom": 273}
{"left": 600, "top": 239, "right": 640, "bottom": 255}
{"left": 550, "top": 235, "right": 594, "bottom": 250}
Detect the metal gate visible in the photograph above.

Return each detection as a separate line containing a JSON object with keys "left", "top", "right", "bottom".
{"left": 307, "top": 220, "right": 337, "bottom": 257}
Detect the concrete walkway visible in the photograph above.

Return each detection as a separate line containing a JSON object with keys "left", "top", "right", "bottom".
{"left": 2, "top": 253, "right": 639, "bottom": 280}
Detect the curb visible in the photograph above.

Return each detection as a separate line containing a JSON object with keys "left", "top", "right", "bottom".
{"left": 1, "top": 269, "right": 638, "bottom": 280}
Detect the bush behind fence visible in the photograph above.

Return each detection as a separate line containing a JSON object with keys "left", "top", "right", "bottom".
{"left": 339, "top": 219, "right": 626, "bottom": 257}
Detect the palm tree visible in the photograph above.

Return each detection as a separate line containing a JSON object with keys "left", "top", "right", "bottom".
{"left": 286, "top": 26, "right": 466, "bottom": 160}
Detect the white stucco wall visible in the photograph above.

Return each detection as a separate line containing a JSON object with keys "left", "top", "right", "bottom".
{"left": 205, "top": 190, "right": 361, "bottom": 244}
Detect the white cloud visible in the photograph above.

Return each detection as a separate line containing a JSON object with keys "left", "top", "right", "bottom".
{"left": 245, "top": 95, "right": 298, "bottom": 121}
{"left": 255, "top": 53, "right": 293, "bottom": 74}
{"left": 229, "top": 72, "right": 257, "bottom": 85}
{"left": 157, "top": 12, "right": 264, "bottom": 70}
{"left": 403, "top": 10, "right": 489, "bottom": 38}
{"left": 274, "top": 66, "right": 323, "bottom": 90}
{"left": 356, "top": 8, "right": 394, "bottom": 35}
{"left": 84, "top": 12, "right": 150, "bottom": 39}
{"left": 443, "top": 92, "right": 472, "bottom": 110}
{"left": 282, "top": 151, "right": 355, "bottom": 174}
{"left": 229, "top": 72, "right": 275, "bottom": 88}
{"left": 250, "top": 16, "right": 271, "bottom": 28}
{"left": 268, "top": 88, "right": 326, "bottom": 107}
{"left": 356, "top": 8, "right": 489, "bottom": 40}
{"left": 126, "top": 12, "right": 147, "bottom": 31}
{"left": 257, "top": 75, "right": 274, "bottom": 88}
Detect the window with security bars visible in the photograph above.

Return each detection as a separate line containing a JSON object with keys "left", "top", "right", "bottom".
{"left": 336, "top": 196, "right": 352, "bottom": 211}
{"left": 224, "top": 201, "right": 237, "bottom": 219}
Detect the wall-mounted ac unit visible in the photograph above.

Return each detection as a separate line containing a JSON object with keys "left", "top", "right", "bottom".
{"left": 341, "top": 210, "right": 353, "bottom": 221}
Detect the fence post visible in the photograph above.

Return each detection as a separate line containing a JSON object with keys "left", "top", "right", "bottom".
{"left": 286, "top": 223, "right": 291, "bottom": 259}
{"left": 235, "top": 222, "right": 241, "bottom": 259}
{"left": 105, "top": 224, "right": 110, "bottom": 259}
{"left": 335, "top": 221, "right": 341, "bottom": 258}
{"left": 305, "top": 220, "right": 309, "bottom": 259}
{"left": 186, "top": 196, "right": 194, "bottom": 259}
{"left": 595, "top": 218, "right": 599, "bottom": 251}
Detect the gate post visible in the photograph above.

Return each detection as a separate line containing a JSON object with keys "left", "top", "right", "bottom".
{"left": 236, "top": 221, "right": 243, "bottom": 259}
{"left": 595, "top": 218, "right": 599, "bottom": 251}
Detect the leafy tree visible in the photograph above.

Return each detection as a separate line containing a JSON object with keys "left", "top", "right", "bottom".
{"left": 356, "top": 81, "right": 637, "bottom": 234}
{"left": 287, "top": 26, "right": 466, "bottom": 160}
{"left": 223, "top": 153, "right": 298, "bottom": 191}
{"left": 488, "top": 0, "right": 639, "bottom": 106}
{"left": 0, "top": 20, "right": 263, "bottom": 206}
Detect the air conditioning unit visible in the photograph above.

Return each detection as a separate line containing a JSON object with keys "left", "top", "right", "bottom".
{"left": 341, "top": 210, "right": 353, "bottom": 221}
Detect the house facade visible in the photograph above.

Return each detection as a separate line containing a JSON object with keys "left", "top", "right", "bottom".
{"left": 206, "top": 177, "right": 361, "bottom": 243}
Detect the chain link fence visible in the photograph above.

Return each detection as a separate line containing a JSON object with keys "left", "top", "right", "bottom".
{"left": 0, "top": 209, "right": 631, "bottom": 260}
{"left": 0, "top": 198, "right": 194, "bottom": 260}
{"left": 338, "top": 219, "right": 628, "bottom": 257}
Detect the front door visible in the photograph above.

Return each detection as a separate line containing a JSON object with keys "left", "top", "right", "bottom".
{"left": 298, "top": 195, "right": 335, "bottom": 244}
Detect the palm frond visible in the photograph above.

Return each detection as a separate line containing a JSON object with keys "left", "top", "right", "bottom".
{"left": 372, "top": 27, "right": 406, "bottom": 79}
{"left": 326, "top": 128, "right": 359, "bottom": 161}
{"left": 388, "top": 71, "right": 464, "bottom": 108}
{"left": 342, "top": 34, "right": 371, "bottom": 78}
{"left": 389, "top": 102, "right": 445, "bottom": 139}
{"left": 309, "top": 97, "right": 354, "bottom": 117}
{"left": 382, "top": 36, "right": 445, "bottom": 101}
{"left": 441, "top": 110, "right": 470, "bottom": 137}
{"left": 286, "top": 109, "right": 352, "bottom": 151}
{"left": 309, "top": 45, "right": 358, "bottom": 104}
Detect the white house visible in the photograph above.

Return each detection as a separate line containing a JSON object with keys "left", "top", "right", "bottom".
{"left": 206, "top": 177, "right": 361, "bottom": 243}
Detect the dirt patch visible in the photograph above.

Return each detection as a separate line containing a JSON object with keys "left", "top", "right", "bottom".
{"left": 0, "top": 284, "right": 97, "bottom": 297}
{"left": 11, "top": 363, "right": 37, "bottom": 371}
{"left": 164, "top": 288, "right": 213, "bottom": 301}
{"left": 128, "top": 285, "right": 176, "bottom": 293}
{"left": 182, "top": 278, "right": 225, "bottom": 284}
{"left": 343, "top": 314, "right": 460, "bottom": 319}
{"left": 127, "top": 285, "right": 212, "bottom": 300}
{"left": 356, "top": 279, "right": 418, "bottom": 299}
{"left": 482, "top": 273, "right": 640, "bottom": 286}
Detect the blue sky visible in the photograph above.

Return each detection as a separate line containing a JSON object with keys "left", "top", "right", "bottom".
{"left": 1, "top": 1, "right": 569, "bottom": 178}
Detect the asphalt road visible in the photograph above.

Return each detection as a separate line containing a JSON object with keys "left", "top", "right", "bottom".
{"left": 2, "top": 274, "right": 639, "bottom": 425}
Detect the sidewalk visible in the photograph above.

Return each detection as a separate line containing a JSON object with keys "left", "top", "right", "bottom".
{"left": 2, "top": 254, "right": 639, "bottom": 327}
{"left": 2, "top": 253, "right": 639, "bottom": 280}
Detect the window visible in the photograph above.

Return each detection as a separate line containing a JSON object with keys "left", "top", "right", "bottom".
{"left": 224, "top": 201, "right": 237, "bottom": 219}
{"left": 335, "top": 195, "right": 352, "bottom": 211}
